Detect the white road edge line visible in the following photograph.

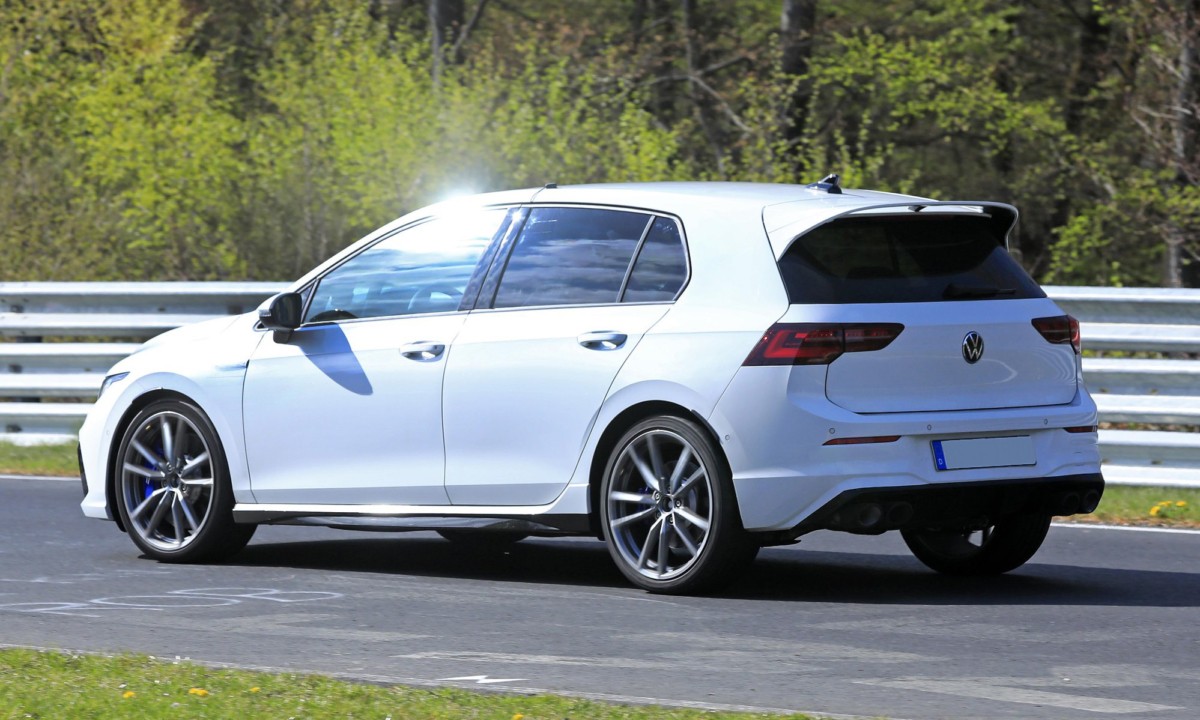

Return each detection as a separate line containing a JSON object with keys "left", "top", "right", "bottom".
{"left": 0, "top": 642, "right": 902, "bottom": 720}
{"left": 0, "top": 474, "right": 78, "bottom": 483}
{"left": 1053, "top": 522, "right": 1200, "bottom": 536}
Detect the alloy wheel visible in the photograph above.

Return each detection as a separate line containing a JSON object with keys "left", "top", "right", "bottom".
{"left": 119, "top": 410, "right": 216, "bottom": 553}
{"left": 606, "top": 429, "right": 714, "bottom": 581}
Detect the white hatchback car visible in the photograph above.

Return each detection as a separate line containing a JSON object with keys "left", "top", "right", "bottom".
{"left": 79, "top": 180, "right": 1104, "bottom": 594}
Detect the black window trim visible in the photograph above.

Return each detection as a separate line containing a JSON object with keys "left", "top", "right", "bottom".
{"left": 477, "top": 202, "right": 692, "bottom": 312}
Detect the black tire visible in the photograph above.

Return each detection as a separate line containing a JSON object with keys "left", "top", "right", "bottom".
{"left": 113, "top": 399, "right": 255, "bottom": 562}
{"left": 600, "top": 415, "right": 757, "bottom": 594}
{"left": 436, "top": 529, "right": 528, "bottom": 547}
{"left": 901, "top": 513, "right": 1052, "bottom": 575}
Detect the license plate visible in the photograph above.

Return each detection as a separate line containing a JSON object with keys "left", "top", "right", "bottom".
{"left": 931, "top": 436, "right": 1036, "bottom": 471}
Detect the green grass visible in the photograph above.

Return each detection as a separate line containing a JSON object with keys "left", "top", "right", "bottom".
{"left": 0, "top": 441, "right": 79, "bottom": 476}
{"left": 1076, "top": 484, "right": 1199, "bottom": 528}
{"left": 1, "top": 441, "right": 1196, "bottom": 527}
{"left": 0, "top": 648, "right": 818, "bottom": 720}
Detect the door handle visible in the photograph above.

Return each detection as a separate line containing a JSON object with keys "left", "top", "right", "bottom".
{"left": 577, "top": 331, "right": 627, "bottom": 351}
{"left": 400, "top": 342, "right": 446, "bottom": 361}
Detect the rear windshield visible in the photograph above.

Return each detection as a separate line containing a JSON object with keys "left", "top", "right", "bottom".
{"left": 777, "top": 215, "right": 1044, "bottom": 304}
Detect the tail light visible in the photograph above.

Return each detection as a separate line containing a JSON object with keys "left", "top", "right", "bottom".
{"left": 743, "top": 323, "right": 904, "bottom": 366}
{"left": 1032, "top": 315, "right": 1080, "bottom": 354}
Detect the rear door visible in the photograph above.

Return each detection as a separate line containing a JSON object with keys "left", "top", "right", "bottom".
{"left": 775, "top": 214, "right": 1078, "bottom": 413}
{"left": 442, "top": 208, "right": 688, "bottom": 506}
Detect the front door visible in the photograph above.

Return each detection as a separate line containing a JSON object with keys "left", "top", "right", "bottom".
{"left": 243, "top": 208, "right": 510, "bottom": 505}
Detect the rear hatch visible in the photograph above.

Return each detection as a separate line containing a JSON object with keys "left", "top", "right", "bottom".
{"left": 775, "top": 212, "right": 1079, "bottom": 413}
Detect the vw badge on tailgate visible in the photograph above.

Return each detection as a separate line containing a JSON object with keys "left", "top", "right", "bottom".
{"left": 962, "top": 331, "right": 984, "bottom": 364}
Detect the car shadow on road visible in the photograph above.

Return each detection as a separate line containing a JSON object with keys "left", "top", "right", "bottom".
{"left": 229, "top": 533, "right": 1200, "bottom": 608}
{"left": 729, "top": 547, "right": 1200, "bottom": 608}
{"left": 231, "top": 534, "right": 631, "bottom": 589}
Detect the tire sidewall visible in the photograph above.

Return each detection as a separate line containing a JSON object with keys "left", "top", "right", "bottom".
{"left": 599, "top": 414, "right": 750, "bottom": 594}
{"left": 114, "top": 398, "right": 238, "bottom": 562}
{"left": 901, "top": 513, "right": 1051, "bottom": 575}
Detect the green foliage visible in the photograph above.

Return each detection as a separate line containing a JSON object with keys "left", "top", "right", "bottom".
{"left": 71, "top": 0, "right": 246, "bottom": 279}
{"left": 0, "top": 0, "right": 1196, "bottom": 285}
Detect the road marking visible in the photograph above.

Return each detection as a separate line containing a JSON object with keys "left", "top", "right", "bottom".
{"left": 209, "top": 613, "right": 428, "bottom": 643}
{"left": 396, "top": 651, "right": 664, "bottom": 669}
{"left": 1053, "top": 522, "right": 1200, "bottom": 536}
{"left": 620, "top": 632, "right": 940, "bottom": 664}
{"left": 810, "top": 616, "right": 1124, "bottom": 643}
{"left": 857, "top": 678, "right": 1180, "bottom": 714}
{"left": 440, "top": 675, "right": 527, "bottom": 685}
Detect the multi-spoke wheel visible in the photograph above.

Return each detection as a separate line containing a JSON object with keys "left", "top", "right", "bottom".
{"left": 601, "top": 415, "right": 757, "bottom": 594}
{"left": 901, "top": 513, "right": 1051, "bottom": 575}
{"left": 114, "top": 399, "right": 254, "bottom": 562}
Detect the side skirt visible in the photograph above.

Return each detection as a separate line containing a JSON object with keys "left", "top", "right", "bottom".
{"left": 232, "top": 503, "right": 591, "bottom": 535}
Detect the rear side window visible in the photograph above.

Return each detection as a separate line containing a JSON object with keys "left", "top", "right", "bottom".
{"left": 622, "top": 216, "right": 688, "bottom": 302}
{"left": 493, "top": 207, "right": 650, "bottom": 308}
{"left": 777, "top": 215, "right": 1044, "bottom": 304}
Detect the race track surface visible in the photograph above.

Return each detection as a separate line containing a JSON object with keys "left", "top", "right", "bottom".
{"left": 3, "top": 476, "right": 1198, "bottom": 719}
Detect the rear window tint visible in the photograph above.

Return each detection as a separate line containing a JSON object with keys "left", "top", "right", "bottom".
{"left": 777, "top": 215, "right": 1044, "bottom": 304}
{"left": 622, "top": 216, "right": 687, "bottom": 302}
{"left": 493, "top": 207, "right": 650, "bottom": 308}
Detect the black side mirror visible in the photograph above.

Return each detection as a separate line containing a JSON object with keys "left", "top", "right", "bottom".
{"left": 259, "top": 292, "right": 303, "bottom": 342}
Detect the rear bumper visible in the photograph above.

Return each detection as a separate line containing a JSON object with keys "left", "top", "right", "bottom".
{"left": 775, "top": 472, "right": 1104, "bottom": 540}
{"left": 711, "top": 364, "right": 1102, "bottom": 532}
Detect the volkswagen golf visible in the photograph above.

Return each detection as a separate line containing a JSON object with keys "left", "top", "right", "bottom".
{"left": 79, "top": 179, "right": 1104, "bottom": 594}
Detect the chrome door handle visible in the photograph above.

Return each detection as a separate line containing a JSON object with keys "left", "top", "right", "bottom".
{"left": 578, "top": 331, "right": 627, "bottom": 351}
{"left": 400, "top": 342, "right": 446, "bottom": 361}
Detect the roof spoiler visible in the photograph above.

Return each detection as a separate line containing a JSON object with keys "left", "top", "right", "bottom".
{"left": 784, "top": 201, "right": 1020, "bottom": 253}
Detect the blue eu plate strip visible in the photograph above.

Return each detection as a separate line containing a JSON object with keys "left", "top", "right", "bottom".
{"left": 931, "top": 440, "right": 948, "bottom": 471}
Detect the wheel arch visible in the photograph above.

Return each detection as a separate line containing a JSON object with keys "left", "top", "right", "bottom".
{"left": 586, "top": 400, "right": 734, "bottom": 538}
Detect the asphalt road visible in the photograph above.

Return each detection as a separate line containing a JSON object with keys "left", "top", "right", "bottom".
{"left": 2, "top": 476, "right": 1198, "bottom": 720}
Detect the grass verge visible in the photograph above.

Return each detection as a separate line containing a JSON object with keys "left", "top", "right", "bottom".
{"left": 1072, "top": 484, "right": 1198, "bottom": 529}
{"left": 0, "top": 648, "right": 816, "bottom": 720}
{"left": 0, "top": 441, "right": 79, "bottom": 476}
{"left": 1, "top": 441, "right": 1196, "bottom": 528}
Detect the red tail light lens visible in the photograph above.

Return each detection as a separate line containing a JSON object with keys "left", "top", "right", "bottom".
{"left": 1032, "top": 315, "right": 1080, "bottom": 354}
{"left": 823, "top": 435, "right": 901, "bottom": 446}
{"left": 744, "top": 323, "right": 904, "bottom": 366}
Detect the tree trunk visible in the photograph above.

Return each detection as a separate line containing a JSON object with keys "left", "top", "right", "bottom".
{"left": 1166, "top": 0, "right": 1200, "bottom": 287}
{"left": 429, "top": 0, "right": 464, "bottom": 83}
{"left": 780, "top": 0, "right": 817, "bottom": 157}
{"left": 681, "top": 0, "right": 724, "bottom": 174}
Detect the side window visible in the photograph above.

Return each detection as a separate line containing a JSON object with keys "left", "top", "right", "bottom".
{"left": 304, "top": 209, "right": 507, "bottom": 323}
{"left": 492, "top": 207, "right": 650, "bottom": 309}
{"left": 622, "top": 216, "right": 687, "bottom": 302}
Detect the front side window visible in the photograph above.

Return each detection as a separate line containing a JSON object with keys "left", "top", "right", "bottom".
{"left": 304, "top": 209, "right": 507, "bottom": 323}
{"left": 492, "top": 207, "right": 650, "bottom": 309}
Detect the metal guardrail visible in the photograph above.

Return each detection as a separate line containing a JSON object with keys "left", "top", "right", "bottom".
{"left": 1, "top": 282, "right": 1197, "bottom": 488}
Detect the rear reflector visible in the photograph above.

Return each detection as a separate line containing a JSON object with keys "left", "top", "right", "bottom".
{"left": 823, "top": 435, "right": 901, "bottom": 446}
{"left": 744, "top": 323, "right": 904, "bottom": 366}
{"left": 1064, "top": 425, "right": 1098, "bottom": 433}
{"left": 1032, "top": 315, "right": 1080, "bottom": 354}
